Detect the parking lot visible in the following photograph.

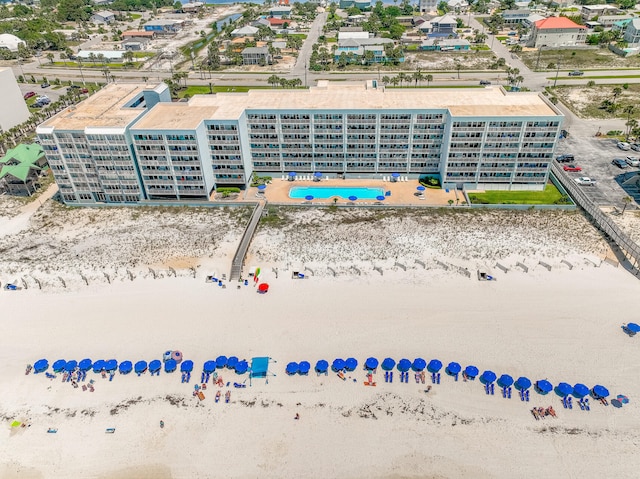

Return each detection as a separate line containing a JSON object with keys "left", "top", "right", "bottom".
{"left": 18, "top": 83, "right": 66, "bottom": 108}
{"left": 554, "top": 134, "right": 640, "bottom": 207}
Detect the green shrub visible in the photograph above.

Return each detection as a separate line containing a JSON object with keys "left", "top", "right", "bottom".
{"left": 217, "top": 187, "right": 241, "bottom": 195}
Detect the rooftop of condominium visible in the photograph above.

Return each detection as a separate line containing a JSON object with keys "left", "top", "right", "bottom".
{"left": 39, "top": 84, "right": 149, "bottom": 131}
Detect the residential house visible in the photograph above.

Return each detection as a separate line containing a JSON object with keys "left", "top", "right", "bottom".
{"left": 334, "top": 37, "right": 398, "bottom": 63}
{"left": 624, "top": 19, "right": 640, "bottom": 46}
{"left": 346, "top": 14, "right": 366, "bottom": 25}
{"left": 182, "top": 1, "right": 204, "bottom": 13}
{"left": 420, "top": 38, "right": 470, "bottom": 51}
{"left": 90, "top": 10, "right": 115, "bottom": 24}
{"left": 597, "top": 15, "right": 634, "bottom": 29}
{"left": 143, "top": 19, "right": 182, "bottom": 34}
{"left": 0, "top": 33, "right": 25, "bottom": 52}
{"left": 396, "top": 16, "right": 415, "bottom": 27}
{"left": 427, "top": 14, "right": 458, "bottom": 38}
{"left": 231, "top": 25, "right": 259, "bottom": 37}
{"left": 446, "top": 0, "right": 468, "bottom": 11}
{"left": 339, "top": 0, "right": 372, "bottom": 10}
{"left": 419, "top": 0, "right": 438, "bottom": 13}
{"left": 523, "top": 13, "right": 545, "bottom": 27}
{"left": 502, "top": 9, "right": 532, "bottom": 24}
{"left": 419, "top": 21, "right": 433, "bottom": 35}
{"left": 269, "top": 5, "right": 292, "bottom": 17}
{"left": 338, "top": 27, "right": 370, "bottom": 40}
{"left": 268, "top": 17, "right": 295, "bottom": 30}
{"left": 0, "top": 144, "right": 47, "bottom": 196}
{"left": 253, "top": 18, "right": 271, "bottom": 28}
{"left": 122, "top": 31, "right": 156, "bottom": 41}
{"left": 527, "top": 17, "right": 587, "bottom": 48}
{"left": 581, "top": 5, "right": 620, "bottom": 22}
{"left": 242, "top": 46, "right": 272, "bottom": 65}
{"left": 123, "top": 41, "right": 147, "bottom": 51}
{"left": 585, "top": 21, "right": 602, "bottom": 30}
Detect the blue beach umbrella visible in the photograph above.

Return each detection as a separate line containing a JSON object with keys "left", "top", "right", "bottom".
{"left": 134, "top": 360, "right": 148, "bottom": 374}
{"left": 92, "top": 360, "right": 105, "bottom": 373}
{"left": 79, "top": 359, "right": 92, "bottom": 371}
{"left": 53, "top": 359, "right": 66, "bottom": 372}
{"left": 286, "top": 362, "right": 299, "bottom": 375}
{"left": 427, "top": 359, "right": 443, "bottom": 373}
{"left": 298, "top": 361, "right": 311, "bottom": 375}
{"left": 288, "top": 171, "right": 296, "bottom": 178}
{"left": 119, "top": 361, "right": 133, "bottom": 374}
{"left": 381, "top": 358, "right": 396, "bottom": 371}
{"left": 465, "top": 365, "right": 479, "bottom": 378}
{"left": 34, "top": 359, "right": 49, "bottom": 373}
{"left": 417, "top": 185, "right": 426, "bottom": 191}
{"left": 345, "top": 358, "right": 358, "bottom": 371}
{"left": 391, "top": 172, "right": 400, "bottom": 179}
{"left": 180, "top": 360, "right": 194, "bottom": 373}
{"left": 412, "top": 358, "right": 426, "bottom": 372}
{"left": 149, "top": 360, "right": 162, "bottom": 373}
{"left": 480, "top": 370, "right": 497, "bottom": 384}
{"left": 227, "top": 357, "right": 239, "bottom": 370}
{"left": 332, "top": 358, "right": 346, "bottom": 372}
{"left": 64, "top": 360, "right": 78, "bottom": 372}
{"left": 536, "top": 380, "right": 553, "bottom": 394}
{"left": 235, "top": 360, "right": 249, "bottom": 375}
{"left": 348, "top": 195, "right": 358, "bottom": 202}
{"left": 365, "top": 357, "right": 379, "bottom": 370}
{"left": 497, "top": 374, "right": 514, "bottom": 388}
{"left": 203, "top": 360, "right": 216, "bottom": 373}
{"left": 315, "top": 360, "right": 329, "bottom": 374}
{"left": 314, "top": 172, "right": 322, "bottom": 178}
{"left": 555, "top": 382, "right": 573, "bottom": 397}
{"left": 305, "top": 195, "right": 314, "bottom": 201}
{"left": 515, "top": 376, "right": 532, "bottom": 390}
{"left": 572, "top": 383, "right": 589, "bottom": 398}
{"left": 376, "top": 195, "right": 385, "bottom": 201}
{"left": 105, "top": 359, "right": 118, "bottom": 372}
{"left": 397, "top": 359, "right": 412, "bottom": 372}
{"left": 627, "top": 323, "right": 640, "bottom": 333}
{"left": 216, "top": 355, "right": 228, "bottom": 369}
{"left": 447, "top": 362, "right": 461, "bottom": 375}
{"left": 257, "top": 184, "right": 266, "bottom": 191}
{"left": 164, "top": 359, "right": 177, "bottom": 373}
{"left": 592, "top": 385, "right": 609, "bottom": 398}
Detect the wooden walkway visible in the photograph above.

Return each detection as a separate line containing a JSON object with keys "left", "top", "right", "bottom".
{"left": 230, "top": 201, "right": 264, "bottom": 281}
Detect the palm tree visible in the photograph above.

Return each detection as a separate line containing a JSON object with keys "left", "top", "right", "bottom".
{"left": 612, "top": 86, "right": 622, "bottom": 103}
{"left": 60, "top": 52, "right": 67, "bottom": 67}
{"left": 621, "top": 195, "right": 633, "bottom": 214}
{"left": 268, "top": 74, "right": 280, "bottom": 88}
{"left": 413, "top": 70, "right": 424, "bottom": 86}
{"left": 88, "top": 53, "right": 96, "bottom": 65}
{"left": 381, "top": 75, "right": 390, "bottom": 85}
{"left": 46, "top": 52, "right": 55, "bottom": 64}
{"left": 426, "top": 74, "right": 433, "bottom": 88}
{"left": 397, "top": 72, "right": 407, "bottom": 86}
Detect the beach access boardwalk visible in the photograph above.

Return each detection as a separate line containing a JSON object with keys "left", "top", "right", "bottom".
{"left": 230, "top": 201, "right": 263, "bottom": 281}
{"left": 552, "top": 163, "right": 640, "bottom": 272}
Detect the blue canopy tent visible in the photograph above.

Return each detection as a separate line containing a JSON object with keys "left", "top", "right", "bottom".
{"left": 286, "top": 362, "right": 299, "bottom": 375}
{"left": 480, "top": 370, "right": 497, "bottom": 384}
{"left": 134, "top": 360, "right": 148, "bottom": 375}
{"left": 626, "top": 322, "right": 640, "bottom": 333}
{"left": 53, "top": 359, "right": 66, "bottom": 373}
{"left": 446, "top": 362, "right": 461, "bottom": 376}
{"left": 536, "top": 380, "right": 553, "bottom": 394}
{"left": 34, "top": 359, "right": 49, "bottom": 373}
{"left": 249, "top": 356, "right": 272, "bottom": 386}
{"left": 397, "top": 359, "right": 412, "bottom": 372}
{"left": 497, "top": 374, "right": 514, "bottom": 388}
{"left": 180, "top": 360, "right": 194, "bottom": 373}
{"left": 572, "top": 383, "right": 589, "bottom": 398}
{"left": 555, "top": 382, "right": 573, "bottom": 397}
{"left": 203, "top": 360, "right": 216, "bottom": 373}
{"left": 412, "top": 358, "right": 427, "bottom": 372}
{"left": 592, "top": 385, "right": 609, "bottom": 398}
{"left": 216, "top": 356, "right": 228, "bottom": 369}
{"left": 64, "top": 360, "right": 78, "bottom": 372}
{"left": 332, "top": 359, "right": 346, "bottom": 372}
{"left": 345, "top": 358, "right": 358, "bottom": 371}
{"left": 105, "top": 359, "right": 118, "bottom": 372}
{"left": 427, "top": 359, "right": 442, "bottom": 373}
{"left": 92, "top": 360, "right": 105, "bottom": 373}
{"left": 465, "top": 365, "right": 479, "bottom": 378}
{"left": 164, "top": 359, "right": 177, "bottom": 373}
{"left": 381, "top": 358, "right": 396, "bottom": 371}
{"left": 235, "top": 360, "right": 249, "bottom": 375}
{"left": 119, "top": 361, "right": 133, "bottom": 374}
{"left": 315, "top": 359, "right": 329, "bottom": 374}
{"left": 227, "top": 356, "right": 239, "bottom": 370}
{"left": 298, "top": 361, "right": 311, "bottom": 375}
{"left": 149, "top": 360, "right": 162, "bottom": 373}
{"left": 79, "top": 359, "right": 92, "bottom": 371}
{"left": 365, "top": 357, "right": 379, "bottom": 370}
{"left": 515, "top": 376, "right": 531, "bottom": 390}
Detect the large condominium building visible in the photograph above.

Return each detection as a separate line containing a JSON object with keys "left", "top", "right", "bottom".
{"left": 37, "top": 81, "right": 563, "bottom": 205}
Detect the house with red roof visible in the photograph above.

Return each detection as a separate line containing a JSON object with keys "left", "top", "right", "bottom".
{"left": 528, "top": 16, "right": 587, "bottom": 48}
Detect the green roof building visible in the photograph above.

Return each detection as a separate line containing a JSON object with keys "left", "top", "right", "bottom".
{"left": 0, "top": 143, "right": 47, "bottom": 196}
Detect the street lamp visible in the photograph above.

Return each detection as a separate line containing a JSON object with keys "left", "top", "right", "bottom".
{"left": 208, "top": 82, "right": 213, "bottom": 94}
{"left": 553, "top": 59, "right": 560, "bottom": 88}
{"left": 78, "top": 60, "right": 86, "bottom": 85}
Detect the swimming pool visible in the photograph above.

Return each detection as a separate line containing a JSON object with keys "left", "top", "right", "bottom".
{"left": 289, "top": 186, "right": 385, "bottom": 200}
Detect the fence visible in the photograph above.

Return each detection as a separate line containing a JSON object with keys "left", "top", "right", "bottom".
{"left": 550, "top": 163, "right": 640, "bottom": 271}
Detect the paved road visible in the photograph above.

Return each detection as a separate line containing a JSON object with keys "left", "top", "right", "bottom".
{"left": 291, "top": 11, "right": 327, "bottom": 85}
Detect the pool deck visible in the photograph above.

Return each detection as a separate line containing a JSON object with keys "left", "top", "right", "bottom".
{"left": 245, "top": 177, "right": 460, "bottom": 206}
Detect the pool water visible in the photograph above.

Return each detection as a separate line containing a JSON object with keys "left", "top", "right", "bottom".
{"left": 289, "top": 186, "right": 385, "bottom": 200}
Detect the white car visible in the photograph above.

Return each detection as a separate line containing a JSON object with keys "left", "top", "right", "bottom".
{"left": 574, "top": 177, "right": 596, "bottom": 186}
{"left": 626, "top": 156, "right": 640, "bottom": 167}
{"left": 617, "top": 141, "right": 631, "bottom": 151}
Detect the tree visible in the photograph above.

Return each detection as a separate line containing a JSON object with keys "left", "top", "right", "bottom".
{"left": 624, "top": 105, "right": 636, "bottom": 139}
{"left": 621, "top": 196, "right": 633, "bottom": 214}
{"left": 612, "top": 86, "right": 623, "bottom": 102}
{"left": 123, "top": 50, "right": 134, "bottom": 67}
{"left": 267, "top": 74, "right": 280, "bottom": 87}
{"left": 363, "top": 49, "right": 375, "bottom": 65}
{"left": 57, "top": 0, "right": 92, "bottom": 22}
{"left": 437, "top": 1, "right": 449, "bottom": 13}
{"left": 60, "top": 52, "right": 67, "bottom": 66}
{"left": 413, "top": 70, "right": 424, "bottom": 86}
{"left": 455, "top": 60, "right": 461, "bottom": 79}
{"left": 46, "top": 52, "right": 55, "bottom": 64}
{"left": 425, "top": 74, "right": 433, "bottom": 87}
{"left": 337, "top": 52, "right": 348, "bottom": 68}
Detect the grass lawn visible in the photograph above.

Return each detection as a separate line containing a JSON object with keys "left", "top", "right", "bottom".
{"left": 521, "top": 47, "right": 640, "bottom": 71}
{"left": 495, "top": 36, "right": 508, "bottom": 41}
{"left": 405, "top": 44, "right": 419, "bottom": 51}
{"left": 178, "top": 85, "right": 274, "bottom": 97}
{"left": 468, "top": 184, "right": 566, "bottom": 205}
{"left": 552, "top": 83, "right": 640, "bottom": 119}
{"left": 130, "top": 13, "right": 142, "bottom": 19}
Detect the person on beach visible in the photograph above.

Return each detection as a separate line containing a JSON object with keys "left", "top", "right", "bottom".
{"left": 295, "top": 413, "right": 300, "bottom": 420}
{"left": 160, "top": 420, "right": 164, "bottom": 428}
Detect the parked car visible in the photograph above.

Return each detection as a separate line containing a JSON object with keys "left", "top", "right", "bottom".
{"left": 617, "top": 141, "right": 631, "bottom": 150}
{"left": 69, "top": 85, "right": 81, "bottom": 89}
{"left": 23, "top": 91, "right": 36, "bottom": 99}
{"left": 631, "top": 143, "right": 640, "bottom": 152}
{"left": 612, "top": 158, "right": 629, "bottom": 169}
{"left": 36, "top": 95, "right": 48, "bottom": 102}
{"left": 556, "top": 154, "right": 575, "bottom": 163}
{"left": 563, "top": 164, "right": 582, "bottom": 172}
{"left": 575, "top": 177, "right": 596, "bottom": 186}
{"left": 626, "top": 156, "right": 640, "bottom": 167}
{"left": 479, "top": 80, "right": 491, "bottom": 85}
{"left": 40, "top": 82, "right": 50, "bottom": 88}
{"left": 80, "top": 88, "right": 89, "bottom": 94}
{"left": 568, "top": 70, "right": 584, "bottom": 76}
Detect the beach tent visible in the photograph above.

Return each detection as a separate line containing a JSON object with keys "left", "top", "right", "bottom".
{"left": 536, "top": 380, "right": 553, "bottom": 394}
{"left": 365, "top": 357, "right": 379, "bottom": 370}
{"left": 64, "top": 360, "right": 78, "bottom": 372}
{"left": 592, "top": 385, "right": 609, "bottom": 398}
{"left": 78, "top": 359, "right": 92, "bottom": 371}
{"left": 53, "top": 360, "right": 67, "bottom": 372}
{"left": 465, "top": 365, "right": 479, "bottom": 378}
{"left": 515, "top": 376, "right": 531, "bottom": 390}
{"left": 315, "top": 360, "right": 329, "bottom": 374}
{"left": 119, "top": 361, "right": 133, "bottom": 374}
{"left": 446, "top": 362, "right": 461, "bottom": 376}
{"left": 235, "top": 360, "right": 249, "bottom": 375}
{"left": 497, "top": 374, "right": 514, "bottom": 388}
{"left": 258, "top": 283, "right": 269, "bottom": 293}
{"left": 34, "top": 359, "right": 49, "bottom": 373}
{"left": 135, "top": 360, "right": 148, "bottom": 375}
{"left": 480, "top": 370, "right": 497, "bottom": 384}
{"left": 286, "top": 362, "right": 299, "bottom": 375}
{"left": 332, "top": 359, "right": 346, "bottom": 372}
{"left": 298, "top": 361, "right": 310, "bottom": 375}
{"left": 249, "top": 357, "right": 272, "bottom": 386}
{"left": 164, "top": 359, "right": 177, "bottom": 373}
{"left": 427, "top": 359, "right": 442, "bottom": 373}
{"left": 572, "top": 383, "right": 589, "bottom": 398}
{"left": 227, "top": 357, "right": 239, "bottom": 370}
{"left": 216, "top": 356, "right": 228, "bottom": 369}
{"left": 555, "top": 382, "right": 573, "bottom": 397}
{"left": 412, "top": 358, "right": 426, "bottom": 372}
{"left": 180, "top": 360, "right": 194, "bottom": 373}
{"left": 397, "top": 359, "right": 412, "bottom": 372}
{"left": 203, "top": 360, "right": 216, "bottom": 373}
{"left": 381, "top": 358, "right": 396, "bottom": 371}
{"left": 345, "top": 358, "right": 358, "bottom": 371}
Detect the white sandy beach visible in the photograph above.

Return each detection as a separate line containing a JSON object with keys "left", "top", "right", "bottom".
{"left": 1, "top": 202, "right": 640, "bottom": 478}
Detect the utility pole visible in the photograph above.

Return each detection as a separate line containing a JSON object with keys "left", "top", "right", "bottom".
{"left": 304, "top": 59, "right": 307, "bottom": 88}
{"left": 553, "top": 59, "right": 560, "bottom": 88}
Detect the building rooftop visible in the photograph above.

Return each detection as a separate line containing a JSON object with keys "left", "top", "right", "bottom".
{"left": 39, "top": 84, "right": 148, "bottom": 131}
{"left": 534, "top": 17, "right": 586, "bottom": 29}
{"left": 131, "top": 102, "right": 219, "bottom": 130}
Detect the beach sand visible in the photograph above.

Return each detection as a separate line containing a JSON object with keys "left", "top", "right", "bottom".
{"left": 1, "top": 204, "right": 639, "bottom": 478}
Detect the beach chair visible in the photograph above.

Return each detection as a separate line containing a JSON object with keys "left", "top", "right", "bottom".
{"left": 490, "top": 383, "right": 495, "bottom": 395}
{"left": 197, "top": 391, "right": 205, "bottom": 401}
{"left": 47, "top": 428, "right": 58, "bottom": 433}
{"left": 389, "top": 371, "right": 393, "bottom": 383}
{"left": 507, "top": 387, "right": 512, "bottom": 399}
{"left": 105, "top": 428, "right": 115, "bottom": 434}
{"left": 215, "top": 391, "right": 221, "bottom": 403}
{"left": 282, "top": 175, "right": 286, "bottom": 181}
{"left": 225, "top": 391, "right": 230, "bottom": 403}
{"left": 568, "top": 397, "right": 573, "bottom": 409}
{"left": 525, "top": 390, "right": 530, "bottom": 402}
{"left": 584, "top": 399, "right": 590, "bottom": 411}
{"left": 485, "top": 384, "right": 490, "bottom": 395}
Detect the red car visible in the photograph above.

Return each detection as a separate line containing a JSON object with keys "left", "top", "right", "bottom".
{"left": 80, "top": 88, "right": 89, "bottom": 94}
{"left": 23, "top": 91, "right": 36, "bottom": 99}
{"left": 563, "top": 164, "right": 582, "bottom": 172}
